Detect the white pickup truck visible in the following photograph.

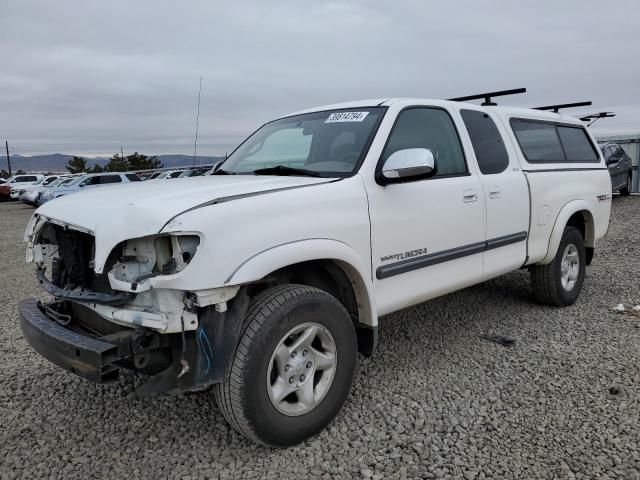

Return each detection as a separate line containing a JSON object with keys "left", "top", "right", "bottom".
{"left": 20, "top": 97, "right": 611, "bottom": 446}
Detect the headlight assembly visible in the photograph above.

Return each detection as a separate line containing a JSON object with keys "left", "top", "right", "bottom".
{"left": 109, "top": 234, "right": 201, "bottom": 286}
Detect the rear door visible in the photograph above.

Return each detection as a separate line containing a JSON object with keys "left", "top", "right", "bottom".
{"left": 460, "top": 109, "right": 529, "bottom": 277}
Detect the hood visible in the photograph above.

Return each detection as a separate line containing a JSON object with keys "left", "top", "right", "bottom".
{"left": 32, "top": 175, "right": 332, "bottom": 271}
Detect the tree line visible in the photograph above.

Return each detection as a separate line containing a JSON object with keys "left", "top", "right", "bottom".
{"left": 1, "top": 169, "right": 25, "bottom": 178}
{"left": 66, "top": 152, "right": 163, "bottom": 174}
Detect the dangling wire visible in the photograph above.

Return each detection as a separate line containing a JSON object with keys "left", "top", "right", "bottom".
{"left": 177, "top": 314, "right": 190, "bottom": 378}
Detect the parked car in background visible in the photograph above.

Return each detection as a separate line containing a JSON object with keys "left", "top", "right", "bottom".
{"left": 39, "top": 172, "right": 140, "bottom": 204}
{"left": 36, "top": 176, "right": 84, "bottom": 205}
{"left": 0, "top": 178, "right": 7, "bottom": 184}
{"left": 600, "top": 142, "right": 633, "bottom": 195}
{"left": 0, "top": 174, "right": 45, "bottom": 201}
{"left": 21, "top": 177, "right": 73, "bottom": 207}
{"left": 12, "top": 174, "right": 68, "bottom": 200}
{"left": 155, "top": 170, "right": 187, "bottom": 179}
{"left": 178, "top": 167, "right": 211, "bottom": 178}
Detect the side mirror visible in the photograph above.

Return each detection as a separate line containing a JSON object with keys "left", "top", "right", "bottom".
{"left": 379, "top": 148, "right": 436, "bottom": 184}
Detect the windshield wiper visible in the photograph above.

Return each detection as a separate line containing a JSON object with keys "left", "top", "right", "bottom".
{"left": 252, "top": 165, "right": 323, "bottom": 177}
{"left": 211, "top": 169, "right": 235, "bottom": 175}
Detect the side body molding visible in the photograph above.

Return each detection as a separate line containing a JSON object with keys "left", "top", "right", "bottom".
{"left": 541, "top": 200, "right": 595, "bottom": 265}
{"left": 224, "top": 238, "right": 377, "bottom": 327}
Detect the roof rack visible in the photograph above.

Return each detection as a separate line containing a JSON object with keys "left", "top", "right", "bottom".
{"left": 448, "top": 88, "right": 526, "bottom": 106}
{"left": 580, "top": 111, "right": 615, "bottom": 127}
{"left": 534, "top": 101, "right": 592, "bottom": 113}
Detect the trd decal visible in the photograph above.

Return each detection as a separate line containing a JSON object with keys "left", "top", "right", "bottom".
{"left": 597, "top": 193, "right": 611, "bottom": 202}
{"left": 380, "top": 248, "right": 428, "bottom": 263}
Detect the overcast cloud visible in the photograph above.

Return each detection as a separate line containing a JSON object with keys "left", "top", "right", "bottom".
{"left": 1, "top": 0, "right": 639, "bottom": 156}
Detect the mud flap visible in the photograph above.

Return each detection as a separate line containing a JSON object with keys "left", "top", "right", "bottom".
{"left": 137, "top": 289, "right": 249, "bottom": 396}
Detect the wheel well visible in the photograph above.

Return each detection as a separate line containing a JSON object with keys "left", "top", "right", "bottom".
{"left": 566, "top": 210, "right": 595, "bottom": 265}
{"left": 246, "top": 260, "right": 377, "bottom": 356}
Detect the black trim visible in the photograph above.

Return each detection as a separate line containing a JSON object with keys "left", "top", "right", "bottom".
{"left": 376, "top": 231, "right": 528, "bottom": 280}
{"left": 485, "top": 231, "right": 528, "bottom": 251}
{"left": 375, "top": 106, "right": 470, "bottom": 186}
{"left": 509, "top": 117, "right": 600, "bottom": 164}
{"left": 523, "top": 167, "right": 608, "bottom": 173}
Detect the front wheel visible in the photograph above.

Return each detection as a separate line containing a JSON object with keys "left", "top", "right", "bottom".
{"left": 619, "top": 175, "right": 632, "bottom": 196}
{"left": 530, "top": 226, "right": 586, "bottom": 306}
{"left": 214, "top": 284, "right": 357, "bottom": 447}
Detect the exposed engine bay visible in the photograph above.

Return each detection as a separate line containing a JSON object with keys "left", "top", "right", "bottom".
{"left": 25, "top": 216, "right": 237, "bottom": 333}
{"left": 21, "top": 215, "right": 247, "bottom": 395}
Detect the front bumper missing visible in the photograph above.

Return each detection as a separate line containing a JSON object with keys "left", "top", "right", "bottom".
{"left": 18, "top": 291, "right": 250, "bottom": 395}
{"left": 36, "top": 267, "right": 133, "bottom": 306}
{"left": 19, "top": 298, "right": 121, "bottom": 383}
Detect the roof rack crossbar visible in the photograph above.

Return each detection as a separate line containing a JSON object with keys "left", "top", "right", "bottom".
{"left": 579, "top": 111, "right": 615, "bottom": 127}
{"left": 534, "top": 101, "right": 592, "bottom": 113}
{"left": 448, "top": 88, "right": 526, "bottom": 106}
{"left": 579, "top": 112, "right": 615, "bottom": 121}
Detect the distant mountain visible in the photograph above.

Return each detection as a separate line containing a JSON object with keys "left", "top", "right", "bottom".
{"left": 1, "top": 153, "right": 225, "bottom": 173}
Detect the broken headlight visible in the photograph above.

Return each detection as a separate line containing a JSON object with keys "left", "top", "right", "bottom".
{"left": 109, "top": 234, "right": 201, "bottom": 285}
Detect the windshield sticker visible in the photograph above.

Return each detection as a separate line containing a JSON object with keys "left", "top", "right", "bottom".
{"left": 325, "top": 111, "right": 369, "bottom": 123}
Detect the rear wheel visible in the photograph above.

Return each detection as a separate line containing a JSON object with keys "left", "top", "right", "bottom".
{"left": 214, "top": 284, "right": 357, "bottom": 447}
{"left": 619, "top": 174, "right": 632, "bottom": 196}
{"left": 530, "top": 226, "right": 586, "bottom": 306}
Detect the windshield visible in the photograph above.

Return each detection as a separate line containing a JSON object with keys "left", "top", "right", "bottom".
{"left": 220, "top": 108, "right": 385, "bottom": 177}
{"left": 58, "top": 176, "right": 85, "bottom": 187}
{"left": 47, "top": 178, "right": 65, "bottom": 187}
{"left": 42, "top": 177, "right": 60, "bottom": 185}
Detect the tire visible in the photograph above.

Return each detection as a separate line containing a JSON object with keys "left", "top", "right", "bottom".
{"left": 619, "top": 175, "right": 632, "bottom": 196}
{"left": 530, "top": 226, "right": 586, "bottom": 307}
{"left": 214, "top": 284, "right": 357, "bottom": 447}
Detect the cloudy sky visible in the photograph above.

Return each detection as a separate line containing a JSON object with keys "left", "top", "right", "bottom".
{"left": 1, "top": 0, "right": 639, "bottom": 157}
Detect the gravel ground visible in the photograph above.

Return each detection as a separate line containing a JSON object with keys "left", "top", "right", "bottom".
{"left": 1, "top": 197, "right": 640, "bottom": 479}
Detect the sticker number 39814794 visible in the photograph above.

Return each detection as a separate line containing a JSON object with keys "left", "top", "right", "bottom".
{"left": 325, "top": 111, "right": 369, "bottom": 123}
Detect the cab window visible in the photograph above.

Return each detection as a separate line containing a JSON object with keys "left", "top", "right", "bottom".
{"left": 460, "top": 110, "right": 509, "bottom": 175}
{"left": 382, "top": 107, "right": 467, "bottom": 177}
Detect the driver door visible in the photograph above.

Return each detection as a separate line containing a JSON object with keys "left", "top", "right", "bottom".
{"left": 367, "top": 106, "right": 486, "bottom": 316}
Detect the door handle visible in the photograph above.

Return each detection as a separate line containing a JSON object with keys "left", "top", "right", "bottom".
{"left": 489, "top": 187, "right": 502, "bottom": 199}
{"left": 463, "top": 189, "right": 478, "bottom": 203}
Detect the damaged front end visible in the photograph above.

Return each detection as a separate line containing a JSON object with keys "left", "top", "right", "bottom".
{"left": 20, "top": 215, "right": 246, "bottom": 395}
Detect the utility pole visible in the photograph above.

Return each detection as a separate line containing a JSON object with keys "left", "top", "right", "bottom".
{"left": 5, "top": 141, "right": 11, "bottom": 176}
{"left": 193, "top": 76, "right": 203, "bottom": 167}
